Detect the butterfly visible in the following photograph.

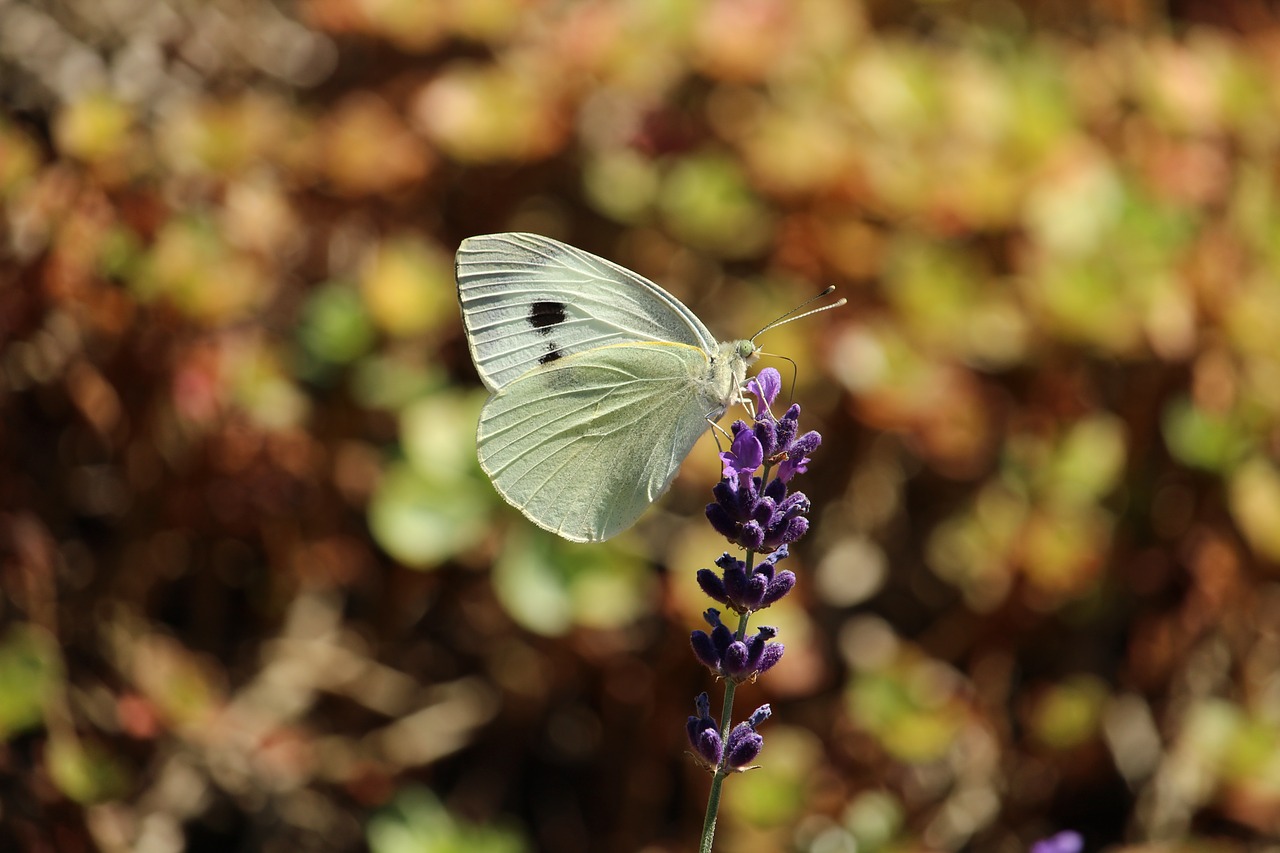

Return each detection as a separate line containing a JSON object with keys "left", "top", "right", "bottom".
{"left": 455, "top": 232, "right": 838, "bottom": 542}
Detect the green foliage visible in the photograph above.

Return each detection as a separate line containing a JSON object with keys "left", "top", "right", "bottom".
{"left": 492, "top": 529, "right": 656, "bottom": 636}
{"left": 0, "top": 626, "right": 58, "bottom": 739}
{"left": 368, "top": 787, "right": 529, "bottom": 853}
{"left": 368, "top": 392, "right": 494, "bottom": 567}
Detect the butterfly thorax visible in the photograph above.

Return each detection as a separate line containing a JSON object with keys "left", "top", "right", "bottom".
{"left": 699, "top": 339, "right": 759, "bottom": 419}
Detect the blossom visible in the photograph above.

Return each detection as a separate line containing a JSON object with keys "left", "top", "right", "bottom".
{"left": 686, "top": 692, "right": 722, "bottom": 769}
{"left": 746, "top": 368, "right": 782, "bottom": 413}
{"left": 690, "top": 609, "right": 785, "bottom": 681}
{"left": 686, "top": 366, "right": 823, "bottom": 796}
{"left": 696, "top": 548, "right": 796, "bottom": 613}
{"left": 719, "top": 424, "right": 763, "bottom": 483}
{"left": 685, "top": 695, "right": 773, "bottom": 774}
{"left": 1031, "top": 831, "right": 1083, "bottom": 853}
{"left": 724, "top": 704, "right": 771, "bottom": 770}
{"left": 706, "top": 382, "right": 819, "bottom": 553}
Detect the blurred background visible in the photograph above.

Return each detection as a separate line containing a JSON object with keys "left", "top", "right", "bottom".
{"left": 3, "top": 0, "right": 1280, "bottom": 851}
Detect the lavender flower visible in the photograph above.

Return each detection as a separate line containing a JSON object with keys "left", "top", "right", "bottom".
{"left": 690, "top": 609, "right": 784, "bottom": 681}
{"left": 1031, "top": 831, "right": 1083, "bottom": 853}
{"left": 688, "top": 366, "right": 825, "bottom": 849}
{"left": 746, "top": 369, "right": 782, "bottom": 412}
{"left": 706, "top": 370, "right": 819, "bottom": 553}
{"left": 724, "top": 704, "right": 771, "bottom": 770}
{"left": 696, "top": 548, "right": 796, "bottom": 614}
{"left": 686, "top": 692, "right": 722, "bottom": 769}
{"left": 687, "top": 696, "right": 773, "bottom": 773}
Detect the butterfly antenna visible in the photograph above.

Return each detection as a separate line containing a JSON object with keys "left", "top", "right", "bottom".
{"left": 751, "top": 286, "right": 846, "bottom": 341}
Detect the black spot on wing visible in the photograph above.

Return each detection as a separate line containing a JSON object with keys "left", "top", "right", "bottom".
{"left": 529, "top": 301, "right": 567, "bottom": 334}
{"left": 539, "top": 343, "right": 564, "bottom": 365}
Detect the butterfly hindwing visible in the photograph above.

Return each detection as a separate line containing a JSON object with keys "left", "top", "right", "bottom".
{"left": 476, "top": 342, "right": 721, "bottom": 542}
{"left": 456, "top": 233, "right": 718, "bottom": 392}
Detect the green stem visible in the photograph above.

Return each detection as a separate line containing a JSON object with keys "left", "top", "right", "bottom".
{"left": 697, "top": 551, "right": 757, "bottom": 853}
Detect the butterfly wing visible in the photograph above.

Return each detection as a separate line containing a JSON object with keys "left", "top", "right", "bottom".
{"left": 477, "top": 342, "right": 729, "bottom": 542}
{"left": 456, "top": 233, "right": 718, "bottom": 392}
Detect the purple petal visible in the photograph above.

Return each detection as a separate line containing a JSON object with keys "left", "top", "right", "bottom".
{"left": 747, "top": 368, "right": 782, "bottom": 410}
{"left": 778, "top": 456, "right": 808, "bottom": 482}
{"left": 730, "top": 428, "right": 764, "bottom": 473}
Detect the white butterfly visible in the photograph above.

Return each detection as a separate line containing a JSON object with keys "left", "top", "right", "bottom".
{"left": 456, "top": 232, "right": 837, "bottom": 543}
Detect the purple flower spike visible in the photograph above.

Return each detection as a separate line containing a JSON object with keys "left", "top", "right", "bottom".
{"left": 687, "top": 359, "right": 828, "bottom": 784}
{"left": 747, "top": 368, "right": 782, "bottom": 412}
{"left": 1031, "top": 831, "right": 1083, "bottom": 853}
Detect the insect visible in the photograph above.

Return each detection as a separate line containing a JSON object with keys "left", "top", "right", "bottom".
{"left": 455, "top": 233, "right": 839, "bottom": 542}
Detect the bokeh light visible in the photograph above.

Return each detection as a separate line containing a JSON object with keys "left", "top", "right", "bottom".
{"left": 5, "top": 1, "right": 1280, "bottom": 851}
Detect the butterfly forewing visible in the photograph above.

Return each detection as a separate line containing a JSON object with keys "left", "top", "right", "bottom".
{"left": 456, "top": 233, "right": 718, "bottom": 391}
{"left": 476, "top": 342, "right": 725, "bottom": 542}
